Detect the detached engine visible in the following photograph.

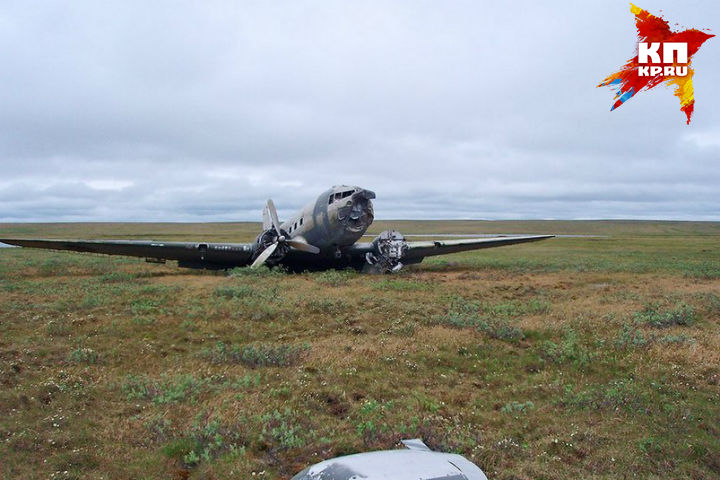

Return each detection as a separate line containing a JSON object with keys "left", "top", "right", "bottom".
{"left": 365, "top": 230, "right": 408, "bottom": 273}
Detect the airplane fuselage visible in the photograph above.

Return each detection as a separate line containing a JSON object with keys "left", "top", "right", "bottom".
{"left": 264, "top": 186, "right": 375, "bottom": 268}
{"left": 281, "top": 186, "right": 375, "bottom": 248}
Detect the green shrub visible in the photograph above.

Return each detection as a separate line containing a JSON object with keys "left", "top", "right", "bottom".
{"left": 125, "top": 373, "right": 260, "bottom": 405}
{"left": 684, "top": 262, "right": 720, "bottom": 280}
{"left": 633, "top": 303, "right": 696, "bottom": 328}
{"left": 486, "top": 322, "right": 525, "bottom": 342}
{"left": 561, "top": 379, "right": 648, "bottom": 412}
{"left": 213, "top": 284, "right": 279, "bottom": 301}
{"left": 38, "top": 258, "right": 64, "bottom": 276}
{"left": 313, "top": 269, "right": 357, "bottom": 286}
{"left": 305, "top": 298, "right": 348, "bottom": 315}
{"left": 180, "top": 320, "right": 197, "bottom": 332}
{"left": 46, "top": 319, "right": 70, "bottom": 336}
{"left": 501, "top": 400, "right": 535, "bottom": 413}
{"left": 201, "top": 342, "right": 309, "bottom": 367}
{"left": 431, "top": 297, "right": 525, "bottom": 342}
{"left": 615, "top": 324, "right": 652, "bottom": 349}
{"left": 214, "top": 285, "right": 254, "bottom": 299}
{"left": 541, "top": 329, "right": 593, "bottom": 368}
{"left": 68, "top": 347, "right": 99, "bottom": 364}
{"left": 130, "top": 298, "right": 163, "bottom": 316}
{"left": 700, "top": 293, "right": 720, "bottom": 317}
{"left": 482, "top": 298, "right": 550, "bottom": 317}
{"left": 132, "top": 317, "right": 156, "bottom": 326}
{"left": 161, "top": 415, "right": 246, "bottom": 467}
{"left": 352, "top": 398, "right": 394, "bottom": 446}
{"left": 100, "top": 271, "right": 135, "bottom": 283}
{"left": 370, "top": 279, "right": 431, "bottom": 291}
{"left": 228, "top": 266, "right": 286, "bottom": 278}
{"left": 659, "top": 334, "right": 694, "bottom": 344}
{"left": 260, "top": 408, "right": 307, "bottom": 449}
{"left": 122, "top": 374, "right": 206, "bottom": 404}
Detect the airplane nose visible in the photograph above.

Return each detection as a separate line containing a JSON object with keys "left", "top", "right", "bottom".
{"left": 337, "top": 188, "right": 375, "bottom": 229}
{"left": 354, "top": 189, "right": 376, "bottom": 200}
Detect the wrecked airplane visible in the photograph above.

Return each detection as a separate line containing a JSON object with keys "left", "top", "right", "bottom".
{"left": 1, "top": 186, "right": 552, "bottom": 273}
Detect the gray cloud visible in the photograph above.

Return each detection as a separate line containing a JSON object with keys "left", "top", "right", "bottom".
{"left": 0, "top": 0, "right": 718, "bottom": 222}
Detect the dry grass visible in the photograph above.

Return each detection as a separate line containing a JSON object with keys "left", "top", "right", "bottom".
{"left": 1, "top": 220, "right": 719, "bottom": 479}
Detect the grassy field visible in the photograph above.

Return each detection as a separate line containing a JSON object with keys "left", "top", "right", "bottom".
{"left": 1, "top": 220, "right": 719, "bottom": 480}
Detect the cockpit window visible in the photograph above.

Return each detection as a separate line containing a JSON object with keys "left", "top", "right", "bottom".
{"left": 329, "top": 190, "right": 354, "bottom": 204}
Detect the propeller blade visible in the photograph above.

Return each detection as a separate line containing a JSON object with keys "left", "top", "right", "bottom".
{"left": 250, "top": 242, "right": 278, "bottom": 269}
{"left": 287, "top": 239, "right": 320, "bottom": 254}
{"left": 266, "top": 199, "right": 282, "bottom": 234}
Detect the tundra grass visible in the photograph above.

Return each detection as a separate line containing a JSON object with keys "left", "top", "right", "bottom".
{"left": 0, "top": 220, "right": 719, "bottom": 480}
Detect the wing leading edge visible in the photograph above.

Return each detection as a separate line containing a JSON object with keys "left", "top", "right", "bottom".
{"left": 403, "top": 235, "right": 554, "bottom": 261}
{"left": 0, "top": 238, "right": 255, "bottom": 269}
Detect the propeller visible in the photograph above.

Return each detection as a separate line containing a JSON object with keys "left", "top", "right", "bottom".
{"left": 251, "top": 199, "right": 320, "bottom": 268}
{"left": 266, "top": 199, "right": 282, "bottom": 235}
{"left": 251, "top": 242, "right": 279, "bottom": 268}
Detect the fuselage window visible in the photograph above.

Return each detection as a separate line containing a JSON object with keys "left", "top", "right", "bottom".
{"left": 294, "top": 222, "right": 297, "bottom": 230}
{"left": 328, "top": 195, "right": 333, "bottom": 205}
{"left": 341, "top": 190, "right": 352, "bottom": 199}
{"left": 299, "top": 218, "right": 303, "bottom": 226}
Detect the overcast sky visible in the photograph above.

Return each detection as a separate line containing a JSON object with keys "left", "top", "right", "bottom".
{"left": 0, "top": 1, "right": 718, "bottom": 222}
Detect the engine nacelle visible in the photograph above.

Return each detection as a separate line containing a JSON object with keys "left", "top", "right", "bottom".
{"left": 252, "top": 227, "right": 290, "bottom": 266}
{"left": 364, "top": 230, "right": 408, "bottom": 273}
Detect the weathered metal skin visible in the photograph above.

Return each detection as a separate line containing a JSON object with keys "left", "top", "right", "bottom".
{"left": 0, "top": 186, "right": 553, "bottom": 272}
{"left": 283, "top": 186, "right": 375, "bottom": 250}
{"left": 363, "top": 229, "right": 408, "bottom": 273}
{"left": 290, "top": 439, "right": 488, "bottom": 480}
{"left": 265, "top": 185, "right": 378, "bottom": 271}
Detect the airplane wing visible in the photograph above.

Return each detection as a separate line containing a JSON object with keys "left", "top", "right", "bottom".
{"left": 0, "top": 238, "right": 255, "bottom": 269}
{"left": 347, "top": 234, "right": 553, "bottom": 271}
{"left": 402, "top": 235, "right": 554, "bottom": 261}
